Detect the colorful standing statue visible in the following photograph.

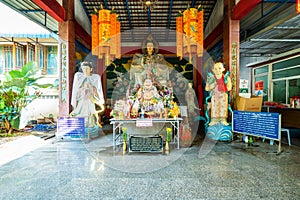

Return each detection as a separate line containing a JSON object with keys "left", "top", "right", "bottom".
{"left": 130, "top": 34, "right": 171, "bottom": 88}
{"left": 136, "top": 79, "right": 160, "bottom": 103}
{"left": 136, "top": 78, "right": 160, "bottom": 114}
{"left": 70, "top": 62, "right": 105, "bottom": 134}
{"left": 205, "top": 62, "right": 232, "bottom": 125}
{"left": 205, "top": 62, "right": 233, "bottom": 141}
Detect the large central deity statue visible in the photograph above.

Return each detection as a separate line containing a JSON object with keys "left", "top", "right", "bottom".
{"left": 110, "top": 34, "right": 176, "bottom": 119}
{"left": 130, "top": 34, "right": 170, "bottom": 88}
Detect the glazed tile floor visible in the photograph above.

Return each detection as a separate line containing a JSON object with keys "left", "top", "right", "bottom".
{"left": 0, "top": 130, "right": 300, "bottom": 200}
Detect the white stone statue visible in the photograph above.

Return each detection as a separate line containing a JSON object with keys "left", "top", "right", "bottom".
{"left": 70, "top": 62, "right": 105, "bottom": 128}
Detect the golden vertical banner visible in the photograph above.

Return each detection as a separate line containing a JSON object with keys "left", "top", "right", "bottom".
{"left": 183, "top": 9, "right": 191, "bottom": 36}
{"left": 176, "top": 16, "right": 183, "bottom": 58}
{"left": 91, "top": 14, "right": 98, "bottom": 56}
{"left": 297, "top": 0, "right": 300, "bottom": 13}
{"left": 116, "top": 21, "right": 121, "bottom": 58}
{"left": 189, "top": 8, "right": 198, "bottom": 43}
{"left": 110, "top": 13, "right": 117, "bottom": 59}
{"left": 197, "top": 9, "right": 204, "bottom": 56}
{"left": 231, "top": 42, "right": 237, "bottom": 99}
{"left": 98, "top": 9, "right": 111, "bottom": 59}
{"left": 183, "top": 9, "right": 191, "bottom": 56}
{"left": 189, "top": 8, "right": 198, "bottom": 54}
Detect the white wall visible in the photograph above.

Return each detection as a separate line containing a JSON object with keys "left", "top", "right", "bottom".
{"left": 10, "top": 77, "right": 60, "bottom": 128}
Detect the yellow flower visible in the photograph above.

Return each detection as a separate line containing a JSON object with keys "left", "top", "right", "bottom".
{"left": 169, "top": 102, "right": 180, "bottom": 117}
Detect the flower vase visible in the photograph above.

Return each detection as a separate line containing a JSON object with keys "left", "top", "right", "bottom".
{"left": 165, "top": 141, "right": 169, "bottom": 154}
{"left": 123, "top": 140, "right": 127, "bottom": 152}
{"left": 165, "top": 127, "right": 171, "bottom": 154}
{"left": 122, "top": 127, "right": 127, "bottom": 153}
{"left": 165, "top": 108, "right": 168, "bottom": 118}
{"left": 119, "top": 111, "right": 124, "bottom": 120}
{"left": 166, "top": 127, "right": 172, "bottom": 142}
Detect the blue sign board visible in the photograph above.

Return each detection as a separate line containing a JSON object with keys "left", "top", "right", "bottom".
{"left": 57, "top": 117, "right": 85, "bottom": 138}
{"left": 233, "top": 111, "right": 280, "bottom": 140}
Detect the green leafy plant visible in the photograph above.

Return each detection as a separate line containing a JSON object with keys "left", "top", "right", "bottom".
{"left": 0, "top": 61, "right": 53, "bottom": 134}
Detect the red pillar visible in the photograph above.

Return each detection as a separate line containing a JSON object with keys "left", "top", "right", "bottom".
{"left": 196, "top": 57, "right": 204, "bottom": 116}
{"left": 58, "top": 0, "right": 76, "bottom": 116}
{"left": 97, "top": 58, "right": 106, "bottom": 101}
{"left": 223, "top": 0, "right": 240, "bottom": 99}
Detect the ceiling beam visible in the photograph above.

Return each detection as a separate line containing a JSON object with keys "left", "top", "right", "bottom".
{"left": 262, "top": 0, "right": 295, "bottom": 2}
{"left": 19, "top": 9, "right": 44, "bottom": 13}
{"left": 125, "top": 0, "right": 133, "bottom": 29}
{"left": 191, "top": 0, "right": 195, "bottom": 8}
{"left": 250, "top": 38, "right": 300, "bottom": 42}
{"left": 31, "top": 0, "right": 65, "bottom": 22}
{"left": 103, "top": 0, "right": 108, "bottom": 9}
{"left": 148, "top": 7, "right": 151, "bottom": 30}
{"left": 167, "top": 0, "right": 173, "bottom": 29}
{"left": 274, "top": 26, "right": 300, "bottom": 29}
{"left": 232, "top": 0, "right": 262, "bottom": 20}
{"left": 246, "top": 6, "right": 297, "bottom": 39}
{"left": 1, "top": 37, "right": 12, "bottom": 42}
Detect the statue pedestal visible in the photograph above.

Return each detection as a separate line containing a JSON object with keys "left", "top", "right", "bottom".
{"left": 85, "top": 126, "right": 100, "bottom": 139}
{"left": 206, "top": 123, "right": 232, "bottom": 141}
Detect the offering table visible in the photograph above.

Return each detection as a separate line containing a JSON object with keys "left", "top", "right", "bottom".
{"left": 110, "top": 118, "right": 182, "bottom": 150}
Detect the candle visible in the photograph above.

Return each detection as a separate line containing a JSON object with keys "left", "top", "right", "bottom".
{"left": 166, "top": 127, "right": 172, "bottom": 141}
{"left": 122, "top": 127, "right": 127, "bottom": 140}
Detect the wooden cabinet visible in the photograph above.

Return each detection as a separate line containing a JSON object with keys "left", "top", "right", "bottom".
{"left": 269, "top": 107, "right": 300, "bottom": 128}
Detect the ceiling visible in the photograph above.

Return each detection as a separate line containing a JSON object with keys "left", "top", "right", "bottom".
{"left": 81, "top": 0, "right": 215, "bottom": 31}
{"left": 239, "top": 1, "right": 300, "bottom": 57}
{"left": 0, "top": 0, "right": 58, "bottom": 44}
{"left": 0, "top": 0, "right": 299, "bottom": 58}
{"left": 81, "top": 0, "right": 216, "bottom": 44}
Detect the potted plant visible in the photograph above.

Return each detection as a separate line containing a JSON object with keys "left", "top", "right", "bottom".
{"left": 0, "top": 61, "right": 53, "bottom": 134}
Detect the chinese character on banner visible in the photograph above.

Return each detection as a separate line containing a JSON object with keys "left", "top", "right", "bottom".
{"left": 297, "top": 0, "right": 300, "bottom": 13}
{"left": 255, "top": 80, "right": 264, "bottom": 96}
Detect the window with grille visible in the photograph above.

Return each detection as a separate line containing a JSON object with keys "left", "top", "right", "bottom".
{"left": 3, "top": 45, "right": 13, "bottom": 73}
{"left": 252, "top": 56, "right": 300, "bottom": 105}
{"left": 47, "top": 46, "right": 57, "bottom": 75}
{"left": 16, "top": 44, "right": 24, "bottom": 69}
{"left": 27, "top": 43, "right": 35, "bottom": 62}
